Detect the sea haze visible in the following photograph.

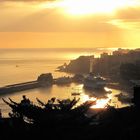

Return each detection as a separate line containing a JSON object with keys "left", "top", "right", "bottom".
{"left": 0, "top": 48, "right": 127, "bottom": 117}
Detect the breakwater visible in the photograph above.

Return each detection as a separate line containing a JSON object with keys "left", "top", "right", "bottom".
{"left": 0, "top": 73, "right": 53, "bottom": 95}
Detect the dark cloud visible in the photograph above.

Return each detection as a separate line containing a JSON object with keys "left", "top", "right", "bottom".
{"left": 116, "top": 7, "right": 140, "bottom": 21}
{"left": 112, "top": 7, "right": 140, "bottom": 29}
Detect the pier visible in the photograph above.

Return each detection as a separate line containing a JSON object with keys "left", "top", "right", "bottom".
{"left": 0, "top": 73, "right": 53, "bottom": 95}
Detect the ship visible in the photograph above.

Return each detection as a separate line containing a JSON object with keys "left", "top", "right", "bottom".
{"left": 83, "top": 56, "right": 106, "bottom": 90}
{"left": 84, "top": 74, "right": 106, "bottom": 90}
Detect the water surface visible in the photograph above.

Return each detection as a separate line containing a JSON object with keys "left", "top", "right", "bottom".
{"left": 0, "top": 48, "right": 129, "bottom": 117}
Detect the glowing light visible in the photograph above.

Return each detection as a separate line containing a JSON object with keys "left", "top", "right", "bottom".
{"left": 108, "top": 19, "right": 140, "bottom": 29}
{"left": 81, "top": 94, "right": 110, "bottom": 109}
{"left": 91, "top": 98, "right": 110, "bottom": 108}
{"left": 104, "top": 87, "right": 112, "bottom": 93}
{"left": 58, "top": 0, "right": 138, "bottom": 16}
{"left": 40, "top": 0, "right": 139, "bottom": 16}
{"left": 81, "top": 94, "right": 96, "bottom": 103}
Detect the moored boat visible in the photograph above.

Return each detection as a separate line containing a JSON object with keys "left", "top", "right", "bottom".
{"left": 84, "top": 74, "right": 106, "bottom": 90}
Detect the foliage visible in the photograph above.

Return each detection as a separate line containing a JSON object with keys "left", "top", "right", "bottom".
{"left": 3, "top": 97, "right": 96, "bottom": 126}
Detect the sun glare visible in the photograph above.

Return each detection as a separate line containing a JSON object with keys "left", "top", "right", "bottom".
{"left": 91, "top": 98, "right": 110, "bottom": 108}
{"left": 41, "top": 0, "right": 139, "bottom": 16}
{"left": 53, "top": 0, "right": 138, "bottom": 16}
{"left": 81, "top": 94, "right": 110, "bottom": 109}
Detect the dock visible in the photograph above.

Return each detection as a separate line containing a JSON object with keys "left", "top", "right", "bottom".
{"left": 0, "top": 73, "right": 53, "bottom": 95}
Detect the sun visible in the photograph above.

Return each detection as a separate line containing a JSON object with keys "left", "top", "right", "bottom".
{"left": 41, "top": 0, "right": 138, "bottom": 16}
{"left": 58, "top": 0, "right": 137, "bottom": 16}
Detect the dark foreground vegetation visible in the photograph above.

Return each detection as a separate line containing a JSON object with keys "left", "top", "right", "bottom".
{"left": 0, "top": 86, "right": 140, "bottom": 140}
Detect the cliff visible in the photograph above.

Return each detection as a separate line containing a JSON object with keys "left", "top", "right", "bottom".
{"left": 58, "top": 56, "right": 91, "bottom": 74}
{"left": 57, "top": 49, "right": 140, "bottom": 81}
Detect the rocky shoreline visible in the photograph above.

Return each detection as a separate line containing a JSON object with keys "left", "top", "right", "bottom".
{"left": 57, "top": 48, "right": 140, "bottom": 94}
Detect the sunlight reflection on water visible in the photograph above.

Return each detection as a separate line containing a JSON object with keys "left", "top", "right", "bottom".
{"left": 0, "top": 48, "right": 130, "bottom": 117}
{"left": 73, "top": 85, "right": 129, "bottom": 109}
{"left": 0, "top": 83, "right": 129, "bottom": 117}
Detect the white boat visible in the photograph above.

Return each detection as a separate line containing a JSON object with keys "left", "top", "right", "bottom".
{"left": 83, "top": 56, "right": 106, "bottom": 90}
{"left": 84, "top": 74, "right": 106, "bottom": 90}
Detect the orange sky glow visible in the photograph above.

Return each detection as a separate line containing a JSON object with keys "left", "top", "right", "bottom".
{"left": 0, "top": 0, "right": 140, "bottom": 49}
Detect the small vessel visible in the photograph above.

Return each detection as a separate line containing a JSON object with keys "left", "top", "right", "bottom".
{"left": 71, "top": 92, "right": 81, "bottom": 96}
{"left": 83, "top": 56, "right": 106, "bottom": 90}
{"left": 71, "top": 87, "right": 82, "bottom": 96}
{"left": 84, "top": 74, "right": 106, "bottom": 90}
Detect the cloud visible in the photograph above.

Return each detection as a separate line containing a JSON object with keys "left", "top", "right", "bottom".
{"left": 0, "top": 0, "right": 120, "bottom": 32}
{"left": 116, "top": 7, "right": 140, "bottom": 21}
{"left": 0, "top": 8, "right": 119, "bottom": 32}
{"left": 0, "top": 0, "right": 53, "bottom": 1}
{"left": 108, "top": 7, "right": 140, "bottom": 29}
{"left": 0, "top": 0, "right": 140, "bottom": 31}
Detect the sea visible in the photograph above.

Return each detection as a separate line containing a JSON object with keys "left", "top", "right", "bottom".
{"left": 0, "top": 48, "right": 130, "bottom": 117}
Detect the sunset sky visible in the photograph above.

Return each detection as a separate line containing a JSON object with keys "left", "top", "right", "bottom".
{"left": 0, "top": 0, "right": 140, "bottom": 49}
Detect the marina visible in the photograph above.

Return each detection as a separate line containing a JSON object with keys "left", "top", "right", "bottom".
{"left": 0, "top": 73, "right": 53, "bottom": 95}
{"left": 0, "top": 48, "right": 133, "bottom": 117}
{"left": 0, "top": 0, "right": 140, "bottom": 138}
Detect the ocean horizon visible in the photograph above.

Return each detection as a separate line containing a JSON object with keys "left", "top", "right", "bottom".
{"left": 0, "top": 47, "right": 129, "bottom": 117}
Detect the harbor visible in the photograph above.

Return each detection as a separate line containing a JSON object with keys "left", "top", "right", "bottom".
{"left": 0, "top": 72, "right": 131, "bottom": 118}
{"left": 1, "top": 0, "right": 140, "bottom": 138}
{"left": 0, "top": 73, "right": 53, "bottom": 95}
{"left": 0, "top": 86, "right": 139, "bottom": 140}
{"left": 0, "top": 72, "right": 115, "bottom": 95}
